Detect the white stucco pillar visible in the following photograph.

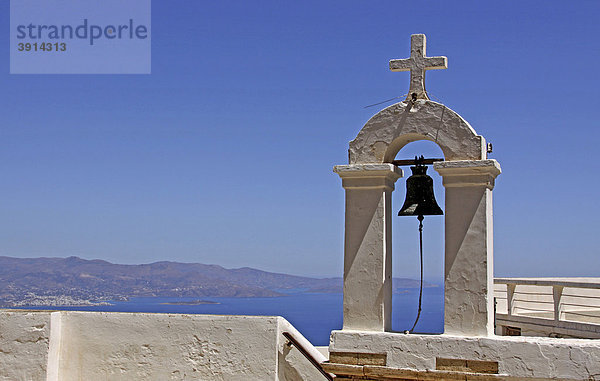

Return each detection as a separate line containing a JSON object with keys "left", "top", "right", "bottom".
{"left": 434, "top": 160, "right": 501, "bottom": 336}
{"left": 334, "top": 164, "right": 403, "bottom": 331}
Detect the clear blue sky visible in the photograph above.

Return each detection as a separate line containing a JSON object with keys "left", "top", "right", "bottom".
{"left": 1, "top": 1, "right": 599, "bottom": 281}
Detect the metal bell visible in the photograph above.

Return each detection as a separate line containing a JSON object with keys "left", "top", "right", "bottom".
{"left": 398, "top": 158, "right": 443, "bottom": 217}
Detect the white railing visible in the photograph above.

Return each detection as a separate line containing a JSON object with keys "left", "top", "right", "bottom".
{"left": 282, "top": 331, "right": 334, "bottom": 380}
{"left": 494, "top": 278, "right": 600, "bottom": 338}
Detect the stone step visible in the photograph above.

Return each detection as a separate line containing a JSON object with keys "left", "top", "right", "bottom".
{"left": 322, "top": 362, "right": 558, "bottom": 381}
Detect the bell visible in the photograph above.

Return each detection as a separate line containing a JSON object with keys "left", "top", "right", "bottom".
{"left": 397, "top": 156, "right": 442, "bottom": 333}
{"left": 398, "top": 158, "right": 443, "bottom": 217}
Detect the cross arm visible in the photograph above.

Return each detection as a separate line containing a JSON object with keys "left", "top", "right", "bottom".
{"left": 389, "top": 56, "right": 448, "bottom": 71}
{"left": 389, "top": 59, "right": 411, "bottom": 72}
{"left": 424, "top": 56, "right": 447, "bottom": 70}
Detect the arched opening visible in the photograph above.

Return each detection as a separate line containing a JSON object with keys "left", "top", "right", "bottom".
{"left": 349, "top": 101, "right": 486, "bottom": 165}
{"left": 390, "top": 139, "right": 444, "bottom": 333}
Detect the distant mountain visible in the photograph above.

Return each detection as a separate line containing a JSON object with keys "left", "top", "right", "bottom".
{"left": 0, "top": 256, "right": 436, "bottom": 307}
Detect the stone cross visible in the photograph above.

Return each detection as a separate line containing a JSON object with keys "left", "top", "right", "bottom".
{"left": 389, "top": 34, "right": 447, "bottom": 101}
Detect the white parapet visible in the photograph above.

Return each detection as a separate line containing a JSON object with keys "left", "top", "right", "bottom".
{"left": 0, "top": 310, "right": 329, "bottom": 381}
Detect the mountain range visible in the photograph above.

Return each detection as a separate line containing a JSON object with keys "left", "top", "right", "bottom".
{"left": 0, "top": 256, "right": 436, "bottom": 307}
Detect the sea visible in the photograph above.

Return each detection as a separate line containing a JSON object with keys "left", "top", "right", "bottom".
{"left": 12, "top": 287, "right": 443, "bottom": 346}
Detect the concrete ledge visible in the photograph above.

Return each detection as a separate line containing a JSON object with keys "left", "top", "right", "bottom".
{"left": 330, "top": 330, "right": 600, "bottom": 380}
{"left": 334, "top": 164, "right": 403, "bottom": 190}
{"left": 433, "top": 160, "right": 501, "bottom": 174}
{"left": 334, "top": 164, "right": 403, "bottom": 178}
{"left": 434, "top": 160, "right": 501, "bottom": 189}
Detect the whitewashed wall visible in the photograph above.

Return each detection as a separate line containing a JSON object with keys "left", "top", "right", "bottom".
{"left": 0, "top": 311, "right": 51, "bottom": 381}
{"left": 0, "top": 310, "right": 328, "bottom": 381}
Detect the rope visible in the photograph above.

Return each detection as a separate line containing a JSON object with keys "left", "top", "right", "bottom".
{"left": 409, "top": 215, "right": 425, "bottom": 333}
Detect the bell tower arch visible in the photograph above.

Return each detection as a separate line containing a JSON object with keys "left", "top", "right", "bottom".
{"left": 334, "top": 34, "right": 501, "bottom": 336}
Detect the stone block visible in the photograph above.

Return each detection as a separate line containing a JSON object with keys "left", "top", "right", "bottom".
{"left": 330, "top": 351, "right": 387, "bottom": 366}
{"left": 436, "top": 358, "right": 498, "bottom": 374}
{"left": 466, "top": 360, "right": 498, "bottom": 374}
{"left": 330, "top": 351, "right": 359, "bottom": 365}
{"left": 322, "top": 362, "right": 364, "bottom": 377}
{"left": 358, "top": 352, "right": 387, "bottom": 366}
{"left": 436, "top": 358, "right": 467, "bottom": 372}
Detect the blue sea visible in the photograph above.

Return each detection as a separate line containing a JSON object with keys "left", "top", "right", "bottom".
{"left": 14, "top": 288, "right": 443, "bottom": 346}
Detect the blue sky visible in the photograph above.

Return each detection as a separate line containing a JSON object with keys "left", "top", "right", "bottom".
{"left": 1, "top": 1, "right": 599, "bottom": 281}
